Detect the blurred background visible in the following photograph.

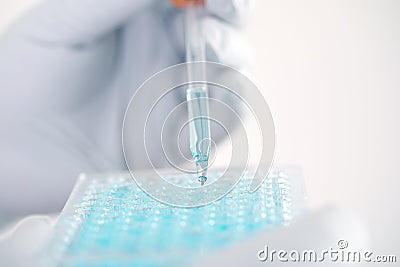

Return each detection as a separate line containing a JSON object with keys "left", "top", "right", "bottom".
{"left": 0, "top": 0, "right": 399, "bottom": 258}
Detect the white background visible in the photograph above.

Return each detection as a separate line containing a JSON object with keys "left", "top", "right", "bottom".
{"left": 0, "top": 0, "right": 399, "bottom": 256}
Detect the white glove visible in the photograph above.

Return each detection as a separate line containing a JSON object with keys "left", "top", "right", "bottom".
{"left": 0, "top": 215, "right": 54, "bottom": 267}
{"left": 0, "top": 0, "right": 253, "bottom": 222}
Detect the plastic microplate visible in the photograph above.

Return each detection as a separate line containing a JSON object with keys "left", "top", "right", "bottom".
{"left": 45, "top": 167, "right": 306, "bottom": 267}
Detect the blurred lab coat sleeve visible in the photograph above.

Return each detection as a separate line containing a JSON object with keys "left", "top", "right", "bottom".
{"left": 0, "top": 0, "right": 160, "bottom": 225}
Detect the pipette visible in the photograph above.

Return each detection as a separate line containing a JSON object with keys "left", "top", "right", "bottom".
{"left": 185, "top": 1, "right": 211, "bottom": 186}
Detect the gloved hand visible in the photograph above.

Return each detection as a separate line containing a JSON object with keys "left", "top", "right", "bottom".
{"left": 0, "top": 215, "right": 54, "bottom": 267}
{"left": 0, "top": 0, "right": 253, "bottom": 222}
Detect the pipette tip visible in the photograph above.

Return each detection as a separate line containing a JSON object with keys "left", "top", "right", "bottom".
{"left": 198, "top": 175, "right": 207, "bottom": 186}
{"left": 196, "top": 159, "right": 208, "bottom": 186}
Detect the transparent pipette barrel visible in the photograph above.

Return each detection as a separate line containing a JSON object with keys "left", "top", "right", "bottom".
{"left": 186, "top": 86, "right": 211, "bottom": 185}
{"left": 185, "top": 3, "right": 211, "bottom": 185}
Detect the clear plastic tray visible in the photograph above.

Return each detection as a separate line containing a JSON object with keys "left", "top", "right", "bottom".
{"left": 44, "top": 167, "right": 306, "bottom": 267}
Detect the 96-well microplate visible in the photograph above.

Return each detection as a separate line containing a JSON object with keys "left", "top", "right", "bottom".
{"left": 45, "top": 168, "right": 306, "bottom": 267}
